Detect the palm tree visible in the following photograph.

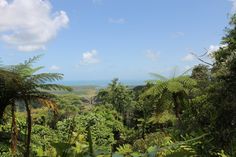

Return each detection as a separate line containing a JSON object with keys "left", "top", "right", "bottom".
{"left": 1, "top": 56, "right": 72, "bottom": 156}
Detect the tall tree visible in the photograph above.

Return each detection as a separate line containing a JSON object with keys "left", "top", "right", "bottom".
{"left": 208, "top": 14, "right": 236, "bottom": 154}
{"left": 0, "top": 69, "right": 18, "bottom": 123}
{"left": 142, "top": 73, "right": 196, "bottom": 129}
{"left": 96, "top": 79, "right": 134, "bottom": 127}
{"left": 0, "top": 68, "right": 20, "bottom": 155}
{"left": 1, "top": 56, "right": 72, "bottom": 156}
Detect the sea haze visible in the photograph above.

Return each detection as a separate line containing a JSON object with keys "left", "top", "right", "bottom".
{"left": 57, "top": 80, "right": 146, "bottom": 87}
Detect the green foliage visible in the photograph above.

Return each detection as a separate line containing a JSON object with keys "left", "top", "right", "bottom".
{"left": 2, "top": 13, "right": 236, "bottom": 157}
{"left": 148, "top": 111, "right": 176, "bottom": 125}
{"left": 96, "top": 79, "right": 135, "bottom": 127}
{"left": 116, "top": 144, "right": 133, "bottom": 156}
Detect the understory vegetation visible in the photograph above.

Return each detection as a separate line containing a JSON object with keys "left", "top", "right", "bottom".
{"left": 1, "top": 14, "right": 236, "bottom": 157}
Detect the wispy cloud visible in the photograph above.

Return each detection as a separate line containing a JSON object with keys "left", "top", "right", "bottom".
{"left": 0, "top": 0, "right": 69, "bottom": 52}
{"left": 49, "top": 65, "right": 61, "bottom": 71}
{"left": 108, "top": 18, "right": 126, "bottom": 24}
{"left": 18, "top": 45, "right": 46, "bottom": 52}
{"left": 182, "top": 53, "right": 195, "bottom": 61}
{"left": 145, "top": 49, "right": 159, "bottom": 61}
{"left": 79, "top": 49, "right": 100, "bottom": 65}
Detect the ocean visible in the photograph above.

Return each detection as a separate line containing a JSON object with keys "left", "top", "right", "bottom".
{"left": 57, "top": 80, "right": 146, "bottom": 87}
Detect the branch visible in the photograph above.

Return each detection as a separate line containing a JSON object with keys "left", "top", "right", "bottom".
{"left": 190, "top": 52, "right": 213, "bottom": 66}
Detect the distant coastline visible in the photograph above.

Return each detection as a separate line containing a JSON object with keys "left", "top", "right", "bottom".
{"left": 57, "top": 80, "right": 146, "bottom": 87}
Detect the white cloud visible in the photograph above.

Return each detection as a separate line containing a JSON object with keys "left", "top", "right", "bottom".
{"left": 49, "top": 65, "right": 60, "bottom": 71}
{"left": 79, "top": 49, "right": 100, "bottom": 65}
{"left": 17, "top": 45, "right": 46, "bottom": 52}
{"left": 0, "top": 0, "right": 69, "bottom": 52}
{"left": 182, "top": 53, "right": 195, "bottom": 61}
{"left": 0, "top": 0, "right": 7, "bottom": 7}
{"left": 145, "top": 49, "right": 159, "bottom": 61}
{"left": 109, "top": 18, "right": 126, "bottom": 24}
{"left": 207, "top": 44, "right": 227, "bottom": 55}
{"left": 231, "top": 0, "right": 236, "bottom": 13}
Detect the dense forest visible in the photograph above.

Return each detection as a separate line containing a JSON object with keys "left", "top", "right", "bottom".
{"left": 1, "top": 13, "right": 236, "bottom": 157}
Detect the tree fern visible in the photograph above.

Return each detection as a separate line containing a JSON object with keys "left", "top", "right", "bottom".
{"left": 0, "top": 56, "right": 72, "bottom": 156}
{"left": 141, "top": 74, "right": 197, "bottom": 129}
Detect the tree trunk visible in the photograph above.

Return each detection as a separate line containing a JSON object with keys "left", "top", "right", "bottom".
{"left": 25, "top": 100, "right": 31, "bottom": 157}
{"left": 173, "top": 93, "right": 181, "bottom": 123}
{"left": 87, "top": 126, "right": 95, "bottom": 157}
{"left": 0, "top": 104, "right": 7, "bottom": 124}
{"left": 112, "top": 130, "right": 121, "bottom": 152}
{"left": 172, "top": 93, "right": 183, "bottom": 133}
{"left": 142, "top": 110, "right": 147, "bottom": 139}
{"left": 11, "top": 103, "right": 18, "bottom": 155}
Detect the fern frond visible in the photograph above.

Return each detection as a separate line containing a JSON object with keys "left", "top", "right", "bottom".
{"left": 176, "top": 76, "right": 197, "bottom": 89}
{"left": 181, "top": 67, "right": 193, "bottom": 76}
{"left": 29, "top": 66, "right": 44, "bottom": 74}
{"left": 37, "top": 84, "right": 72, "bottom": 91}
{"left": 24, "top": 55, "right": 43, "bottom": 66}
{"left": 167, "top": 81, "right": 184, "bottom": 93}
{"left": 29, "top": 91, "right": 56, "bottom": 98}
{"left": 27, "top": 73, "right": 64, "bottom": 83}
{"left": 37, "top": 98, "right": 58, "bottom": 113}
{"left": 149, "top": 73, "right": 168, "bottom": 81}
{"left": 148, "top": 110, "right": 176, "bottom": 124}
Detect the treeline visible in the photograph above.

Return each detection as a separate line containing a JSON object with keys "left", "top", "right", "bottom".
{"left": 0, "top": 14, "right": 236, "bottom": 157}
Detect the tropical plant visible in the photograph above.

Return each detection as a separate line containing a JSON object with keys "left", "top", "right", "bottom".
{"left": 1, "top": 56, "right": 72, "bottom": 156}
{"left": 96, "top": 79, "right": 135, "bottom": 127}
{"left": 142, "top": 72, "right": 196, "bottom": 129}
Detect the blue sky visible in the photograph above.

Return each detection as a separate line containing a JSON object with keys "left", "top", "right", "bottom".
{"left": 0, "top": 0, "right": 234, "bottom": 81}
